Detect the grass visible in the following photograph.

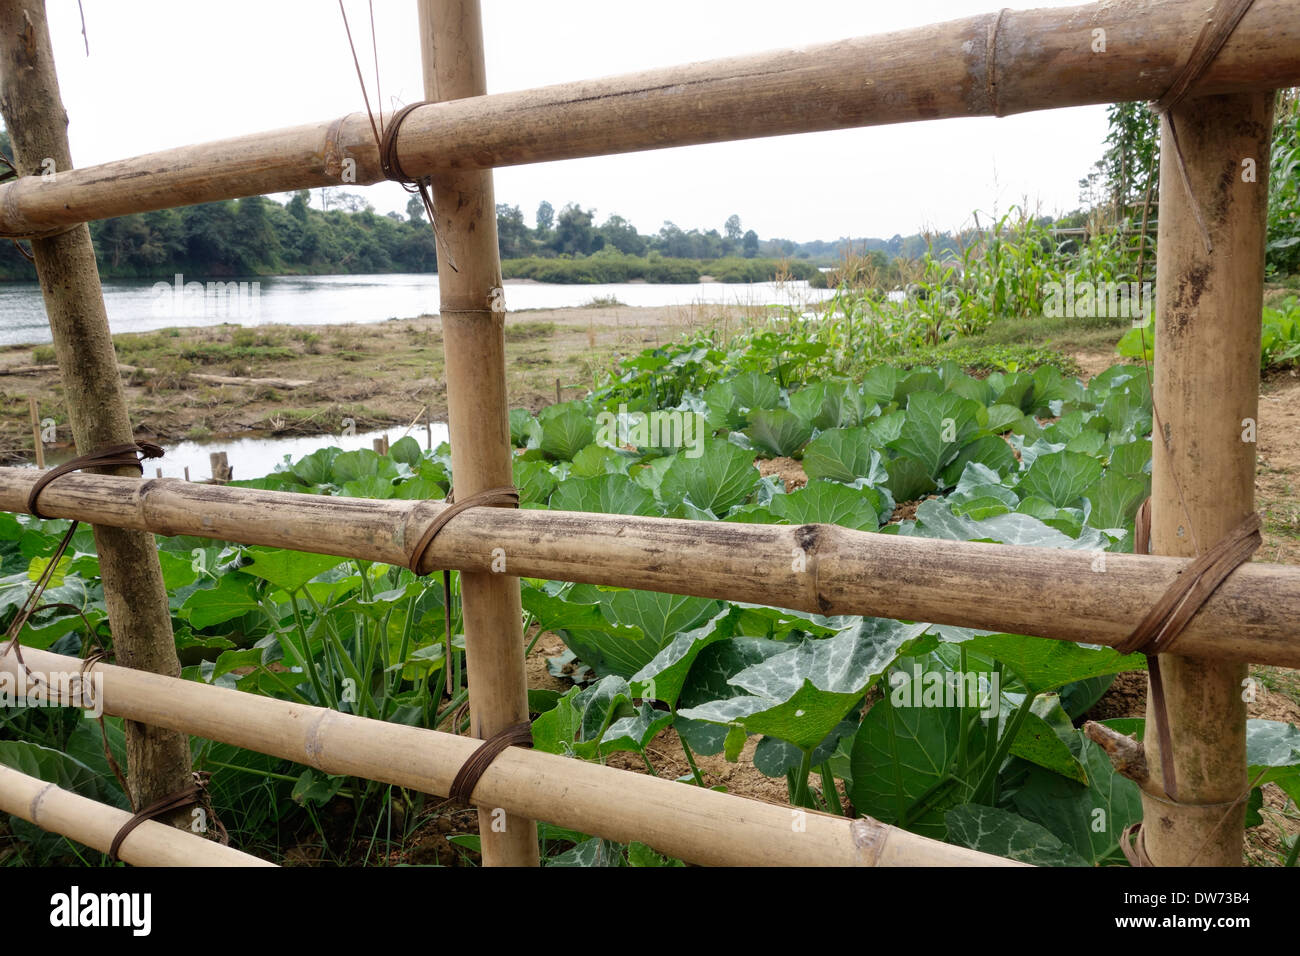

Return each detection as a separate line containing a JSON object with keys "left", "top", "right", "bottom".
{"left": 581, "top": 295, "right": 626, "bottom": 308}
{"left": 504, "top": 321, "right": 557, "bottom": 342}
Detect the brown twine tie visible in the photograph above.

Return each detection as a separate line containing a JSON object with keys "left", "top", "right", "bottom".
{"left": 108, "top": 771, "right": 229, "bottom": 862}
{"left": 447, "top": 721, "right": 534, "bottom": 806}
{"left": 406, "top": 487, "right": 531, "bottom": 803}
{"left": 3, "top": 441, "right": 165, "bottom": 674}
{"left": 407, "top": 486, "right": 519, "bottom": 699}
{"left": 1114, "top": 499, "right": 1262, "bottom": 804}
{"left": 336, "top": 0, "right": 457, "bottom": 272}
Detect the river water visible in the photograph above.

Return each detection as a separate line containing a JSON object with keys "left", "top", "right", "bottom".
{"left": 31, "top": 424, "right": 452, "bottom": 483}
{"left": 0, "top": 273, "right": 832, "bottom": 347}
{"left": 3, "top": 272, "right": 831, "bottom": 476}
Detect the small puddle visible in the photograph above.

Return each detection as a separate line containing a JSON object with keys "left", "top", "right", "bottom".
{"left": 37, "top": 424, "right": 451, "bottom": 482}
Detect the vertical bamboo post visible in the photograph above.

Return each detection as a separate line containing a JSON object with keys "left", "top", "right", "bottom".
{"left": 0, "top": 0, "right": 193, "bottom": 812}
{"left": 418, "top": 0, "right": 539, "bottom": 865}
{"left": 1144, "top": 92, "right": 1274, "bottom": 866}
{"left": 27, "top": 396, "right": 44, "bottom": 468}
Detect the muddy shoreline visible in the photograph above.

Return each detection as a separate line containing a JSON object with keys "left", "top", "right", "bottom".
{"left": 0, "top": 303, "right": 756, "bottom": 462}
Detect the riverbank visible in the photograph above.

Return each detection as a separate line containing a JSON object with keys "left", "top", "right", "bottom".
{"left": 0, "top": 302, "right": 765, "bottom": 461}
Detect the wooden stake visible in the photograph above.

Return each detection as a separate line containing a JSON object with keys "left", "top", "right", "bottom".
{"left": 0, "top": 0, "right": 194, "bottom": 815}
{"left": 0, "top": 764, "right": 273, "bottom": 867}
{"left": 0, "top": 646, "right": 1018, "bottom": 867}
{"left": 1, "top": 1, "right": 1299, "bottom": 236}
{"left": 1142, "top": 92, "right": 1275, "bottom": 866}
{"left": 209, "top": 451, "right": 231, "bottom": 483}
{"left": 27, "top": 396, "right": 43, "bottom": 469}
{"left": 372, "top": 435, "right": 389, "bottom": 456}
{"left": 420, "top": 0, "right": 538, "bottom": 866}
{"left": 2, "top": 468, "right": 1298, "bottom": 668}
{"left": 183, "top": 466, "right": 190, "bottom": 482}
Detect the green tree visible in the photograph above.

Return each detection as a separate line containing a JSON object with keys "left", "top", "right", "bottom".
{"left": 599, "top": 214, "right": 646, "bottom": 255}
{"left": 742, "top": 229, "right": 760, "bottom": 258}
{"left": 725, "top": 214, "right": 742, "bottom": 241}
{"left": 555, "top": 203, "right": 598, "bottom": 255}
{"left": 536, "top": 200, "right": 554, "bottom": 232}
{"left": 496, "top": 203, "right": 529, "bottom": 258}
{"left": 406, "top": 194, "right": 425, "bottom": 224}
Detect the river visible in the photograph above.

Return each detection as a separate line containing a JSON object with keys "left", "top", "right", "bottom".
{"left": 0, "top": 273, "right": 833, "bottom": 347}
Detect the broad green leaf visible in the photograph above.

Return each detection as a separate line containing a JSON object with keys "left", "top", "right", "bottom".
{"left": 1084, "top": 471, "right": 1149, "bottom": 530}
{"left": 1012, "top": 734, "right": 1144, "bottom": 866}
{"left": 0, "top": 741, "right": 127, "bottom": 809}
{"left": 732, "top": 371, "right": 781, "bottom": 411}
{"left": 860, "top": 365, "right": 901, "bottom": 406}
{"left": 888, "top": 391, "right": 985, "bottom": 478}
{"left": 680, "top": 624, "right": 924, "bottom": 750}
{"left": 1108, "top": 439, "right": 1152, "bottom": 478}
{"left": 290, "top": 446, "right": 342, "bottom": 486}
{"left": 1011, "top": 711, "right": 1088, "bottom": 785}
{"left": 182, "top": 574, "right": 261, "bottom": 628}
{"left": 331, "top": 449, "right": 396, "bottom": 484}
{"left": 242, "top": 548, "right": 348, "bottom": 593}
{"left": 909, "top": 498, "right": 1109, "bottom": 549}
{"left": 389, "top": 436, "right": 423, "bottom": 466}
{"left": 884, "top": 455, "right": 936, "bottom": 503}
{"left": 569, "top": 443, "right": 624, "bottom": 478}
{"left": 627, "top": 842, "right": 685, "bottom": 867}
{"left": 984, "top": 404, "right": 1026, "bottom": 433}
{"left": 746, "top": 408, "right": 813, "bottom": 458}
{"left": 513, "top": 459, "right": 557, "bottom": 505}
{"left": 945, "top": 804, "right": 1090, "bottom": 866}
{"left": 539, "top": 402, "right": 595, "bottom": 461}
{"left": 802, "top": 428, "right": 880, "bottom": 484}
{"left": 850, "top": 674, "right": 978, "bottom": 837}
{"left": 509, "top": 408, "right": 537, "bottom": 446}
{"left": 675, "top": 637, "right": 793, "bottom": 755}
{"left": 1246, "top": 718, "right": 1300, "bottom": 804}
{"left": 549, "top": 473, "right": 658, "bottom": 516}
{"left": 659, "top": 440, "right": 760, "bottom": 516}
{"left": 940, "top": 435, "right": 1019, "bottom": 486}
{"left": 629, "top": 611, "right": 733, "bottom": 708}
{"left": 768, "top": 480, "right": 880, "bottom": 531}
{"left": 965, "top": 632, "right": 1146, "bottom": 695}
{"left": 1015, "top": 451, "right": 1104, "bottom": 508}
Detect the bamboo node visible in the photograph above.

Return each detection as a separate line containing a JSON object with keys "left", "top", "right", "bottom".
{"left": 851, "top": 816, "right": 890, "bottom": 866}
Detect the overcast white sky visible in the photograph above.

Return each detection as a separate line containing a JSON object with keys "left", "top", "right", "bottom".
{"left": 41, "top": 0, "right": 1110, "bottom": 243}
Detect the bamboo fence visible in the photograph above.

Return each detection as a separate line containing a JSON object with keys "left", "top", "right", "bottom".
{"left": 0, "top": 647, "right": 1016, "bottom": 867}
{"left": 0, "top": 467, "right": 1297, "bottom": 668}
{"left": 0, "top": 0, "right": 1297, "bottom": 867}
{"left": 0, "top": 763, "right": 274, "bottom": 866}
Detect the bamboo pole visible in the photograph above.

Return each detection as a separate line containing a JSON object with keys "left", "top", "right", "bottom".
{"left": 0, "top": 1, "right": 194, "bottom": 815}
{"left": 1, "top": 468, "right": 1297, "bottom": 667}
{"left": 0, "top": 764, "right": 274, "bottom": 867}
{"left": 419, "top": 0, "right": 537, "bottom": 868}
{"left": 2, "top": 0, "right": 1299, "bottom": 235}
{"left": 0, "top": 646, "right": 1018, "bottom": 867}
{"left": 1140, "top": 92, "right": 1275, "bottom": 867}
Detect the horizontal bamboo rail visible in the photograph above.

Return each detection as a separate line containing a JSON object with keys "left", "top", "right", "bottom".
{"left": 0, "top": 763, "right": 274, "bottom": 866}
{"left": 0, "top": 647, "right": 1013, "bottom": 866}
{"left": 2, "top": 0, "right": 1298, "bottom": 235}
{"left": 1, "top": 468, "right": 1296, "bottom": 667}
